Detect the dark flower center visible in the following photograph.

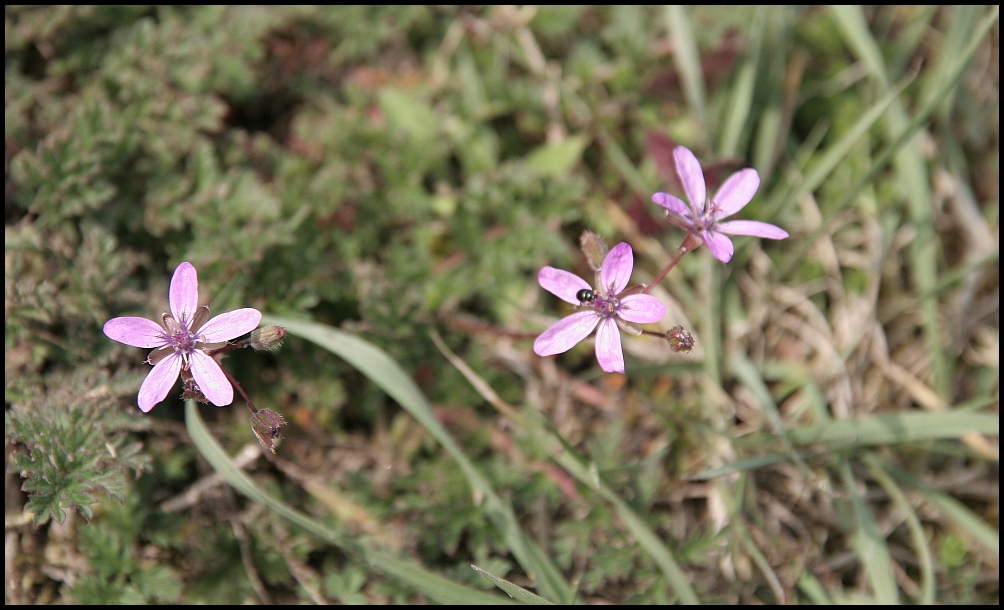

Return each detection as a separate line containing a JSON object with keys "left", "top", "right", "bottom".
{"left": 587, "top": 293, "right": 621, "bottom": 319}
{"left": 163, "top": 313, "right": 199, "bottom": 355}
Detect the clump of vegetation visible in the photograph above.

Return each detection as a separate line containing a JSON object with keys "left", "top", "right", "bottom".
{"left": 7, "top": 370, "right": 150, "bottom": 524}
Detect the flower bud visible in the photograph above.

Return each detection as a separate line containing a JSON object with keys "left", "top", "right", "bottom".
{"left": 250, "top": 326, "right": 286, "bottom": 351}
{"left": 250, "top": 408, "right": 287, "bottom": 454}
{"left": 580, "top": 231, "right": 608, "bottom": 271}
{"left": 666, "top": 325, "right": 694, "bottom": 353}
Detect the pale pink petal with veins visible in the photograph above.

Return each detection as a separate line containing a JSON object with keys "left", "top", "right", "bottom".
{"left": 199, "top": 308, "right": 262, "bottom": 343}
{"left": 712, "top": 168, "right": 759, "bottom": 217}
{"left": 103, "top": 317, "right": 167, "bottom": 349}
{"left": 600, "top": 242, "right": 633, "bottom": 295}
{"left": 594, "top": 318, "right": 624, "bottom": 373}
{"left": 169, "top": 262, "right": 200, "bottom": 325}
{"left": 538, "top": 267, "right": 592, "bottom": 304}
{"left": 189, "top": 350, "right": 234, "bottom": 407}
{"left": 534, "top": 311, "right": 600, "bottom": 357}
{"left": 137, "top": 353, "right": 182, "bottom": 412}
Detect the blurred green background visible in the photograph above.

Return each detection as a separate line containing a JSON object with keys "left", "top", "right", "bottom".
{"left": 5, "top": 6, "right": 998, "bottom": 604}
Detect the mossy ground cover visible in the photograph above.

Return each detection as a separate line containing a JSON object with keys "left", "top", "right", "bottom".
{"left": 6, "top": 6, "right": 998, "bottom": 604}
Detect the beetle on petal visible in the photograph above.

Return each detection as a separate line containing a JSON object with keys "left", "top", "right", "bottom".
{"left": 534, "top": 243, "right": 666, "bottom": 374}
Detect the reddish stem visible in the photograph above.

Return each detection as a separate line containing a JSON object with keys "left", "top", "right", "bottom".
{"left": 218, "top": 362, "right": 258, "bottom": 414}
{"left": 445, "top": 318, "right": 540, "bottom": 340}
{"left": 642, "top": 234, "right": 701, "bottom": 294}
{"left": 211, "top": 339, "right": 251, "bottom": 354}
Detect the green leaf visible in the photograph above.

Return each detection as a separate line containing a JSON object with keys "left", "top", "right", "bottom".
{"left": 524, "top": 134, "right": 589, "bottom": 177}
{"left": 378, "top": 88, "right": 438, "bottom": 143}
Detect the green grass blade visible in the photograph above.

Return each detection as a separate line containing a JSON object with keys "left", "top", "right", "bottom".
{"left": 690, "top": 453, "right": 791, "bottom": 480}
{"left": 184, "top": 400, "right": 509, "bottom": 605}
{"left": 702, "top": 255, "right": 723, "bottom": 387}
{"left": 839, "top": 462, "right": 898, "bottom": 603}
{"left": 551, "top": 450, "right": 700, "bottom": 604}
{"left": 261, "top": 315, "right": 571, "bottom": 603}
{"left": 597, "top": 128, "right": 653, "bottom": 196}
{"left": 786, "top": 411, "right": 998, "bottom": 447}
{"left": 796, "top": 570, "right": 832, "bottom": 604}
{"left": 730, "top": 354, "right": 810, "bottom": 474}
{"left": 831, "top": 5, "right": 1000, "bottom": 398}
{"left": 863, "top": 454, "right": 936, "bottom": 604}
{"left": 472, "top": 565, "right": 554, "bottom": 605}
{"left": 767, "top": 73, "right": 910, "bottom": 224}
{"left": 829, "top": 6, "right": 891, "bottom": 85}
{"left": 694, "top": 409, "right": 995, "bottom": 478}
{"left": 788, "top": 7, "right": 998, "bottom": 264}
{"left": 719, "top": 7, "right": 766, "bottom": 157}
{"left": 429, "top": 330, "right": 700, "bottom": 604}
{"left": 918, "top": 487, "right": 1000, "bottom": 559}
{"left": 665, "top": 4, "right": 708, "bottom": 147}
{"left": 884, "top": 464, "right": 1000, "bottom": 559}
{"left": 921, "top": 5, "right": 981, "bottom": 118}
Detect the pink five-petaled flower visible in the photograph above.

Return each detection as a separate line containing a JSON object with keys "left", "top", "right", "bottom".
{"left": 103, "top": 262, "right": 262, "bottom": 412}
{"left": 652, "top": 146, "right": 788, "bottom": 263}
{"left": 534, "top": 242, "right": 666, "bottom": 374}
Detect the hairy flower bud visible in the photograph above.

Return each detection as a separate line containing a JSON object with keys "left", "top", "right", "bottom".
{"left": 579, "top": 231, "right": 609, "bottom": 271}
{"left": 250, "top": 408, "right": 286, "bottom": 454}
{"left": 250, "top": 325, "right": 286, "bottom": 351}
{"left": 666, "top": 325, "right": 694, "bottom": 353}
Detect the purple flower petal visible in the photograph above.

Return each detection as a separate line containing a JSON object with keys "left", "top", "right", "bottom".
{"left": 652, "top": 192, "right": 690, "bottom": 217}
{"left": 674, "top": 146, "right": 706, "bottom": 216}
{"left": 713, "top": 168, "right": 759, "bottom": 218}
{"left": 600, "top": 242, "right": 633, "bottom": 295}
{"left": 199, "top": 308, "right": 262, "bottom": 343}
{"left": 703, "top": 230, "right": 735, "bottom": 263}
{"left": 170, "top": 262, "right": 200, "bottom": 326}
{"left": 617, "top": 294, "right": 666, "bottom": 324}
{"left": 594, "top": 318, "right": 624, "bottom": 373}
{"left": 716, "top": 219, "right": 789, "bottom": 240}
{"left": 538, "top": 267, "right": 592, "bottom": 304}
{"left": 189, "top": 350, "right": 234, "bottom": 407}
{"left": 103, "top": 317, "right": 167, "bottom": 348}
{"left": 533, "top": 311, "right": 599, "bottom": 357}
{"left": 137, "top": 352, "right": 182, "bottom": 412}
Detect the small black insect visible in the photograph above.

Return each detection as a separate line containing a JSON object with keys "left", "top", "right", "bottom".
{"left": 576, "top": 289, "right": 596, "bottom": 304}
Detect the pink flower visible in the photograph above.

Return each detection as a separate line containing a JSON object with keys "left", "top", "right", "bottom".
{"left": 103, "top": 262, "right": 261, "bottom": 412}
{"left": 652, "top": 146, "right": 788, "bottom": 263}
{"left": 534, "top": 243, "right": 666, "bottom": 374}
